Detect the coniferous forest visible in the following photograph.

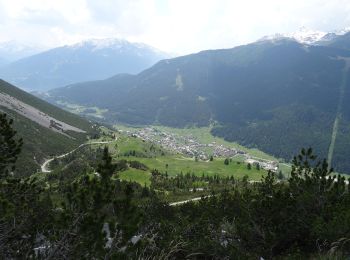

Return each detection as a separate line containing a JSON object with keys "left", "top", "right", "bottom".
{"left": 1, "top": 112, "right": 350, "bottom": 259}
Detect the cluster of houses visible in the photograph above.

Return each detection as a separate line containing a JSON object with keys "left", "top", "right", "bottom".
{"left": 123, "top": 127, "right": 242, "bottom": 159}
{"left": 245, "top": 158, "right": 279, "bottom": 172}
{"left": 120, "top": 127, "right": 279, "bottom": 172}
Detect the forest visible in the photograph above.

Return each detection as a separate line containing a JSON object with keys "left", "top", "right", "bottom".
{"left": 1, "top": 112, "right": 350, "bottom": 259}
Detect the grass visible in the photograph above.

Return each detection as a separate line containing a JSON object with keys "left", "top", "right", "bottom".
{"left": 119, "top": 168, "right": 151, "bottom": 186}
{"left": 131, "top": 155, "right": 265, "bottom": 179}
{"left": 89, "top": 130, "right": 267, "bottom": 186}
{"left": 56, "top": 100, "right": 108, "bottom": 119}
{"left": 278, "top": 163, "right": 292, "bottom": 177}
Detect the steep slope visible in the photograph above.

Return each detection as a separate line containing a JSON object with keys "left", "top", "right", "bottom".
{"left": 0, "top": 79, "right": 98, "bottom": 176}
{"left": 47, "top": 39, "right": 350, "bottom": 172}
{"left": 0, "top": 39, "right": 168, "bottom": 91}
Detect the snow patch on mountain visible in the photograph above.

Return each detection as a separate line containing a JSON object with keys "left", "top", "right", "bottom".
{"left": 260, "top": 27, "right": 350, "bottom": 45}
{"left": 66, "top": 38, "right": 168, "bottom": 57}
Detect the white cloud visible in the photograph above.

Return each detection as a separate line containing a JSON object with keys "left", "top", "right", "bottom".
{"left": 0, "top": 0, "right": 350, "bottom": 54}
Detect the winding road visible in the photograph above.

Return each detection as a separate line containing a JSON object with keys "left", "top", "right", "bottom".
{"left": 41, "top": 141, "right": 114, "bottom": 173}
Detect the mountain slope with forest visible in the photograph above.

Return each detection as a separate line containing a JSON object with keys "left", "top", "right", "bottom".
{"left": 47, "top": 35, "right": 350, "bottom": 173}
{"left": 0, "top": 79, "right": 98, "bottom": 175}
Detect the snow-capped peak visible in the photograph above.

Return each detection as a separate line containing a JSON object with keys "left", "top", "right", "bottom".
{"left": 66, "top": 38, "right": 166, "bottom": 54}
{"left": 259, "top": 27, "right": 350, "bottom": 45}
{"left": 335, "top": 27, "right": 350, "bottom": 36}
{"left": 288, "top": 27, "right": 327, "bottom": 44}
{"left": 65, "top": 38, "right": 170, "bottom": 58}
{"left": 69, "top": 38, "right": 130, "bottom": 50}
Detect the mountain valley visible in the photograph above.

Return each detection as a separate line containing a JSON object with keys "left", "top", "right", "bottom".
{"left": 45, "top": 33, "right": 350, "bottom": 173}
{"left": 1, "top": 4, "right": 350, "bottom": 256}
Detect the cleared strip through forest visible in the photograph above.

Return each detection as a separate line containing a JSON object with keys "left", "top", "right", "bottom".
{"left": 327, "top": 58, "right": 350, "bottom": 170}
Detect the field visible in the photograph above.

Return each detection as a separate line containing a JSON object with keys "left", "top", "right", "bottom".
{"left": 122, "top": 155, "right": 264, "bottom": 181}
{"left": 119, "top": 168, "right": 152, "bottom": 186}
{"left": 55, "top": 100, "right": 108, "bottom": 119}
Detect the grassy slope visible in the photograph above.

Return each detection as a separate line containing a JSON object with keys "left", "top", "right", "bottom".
{"left": 125, "top": 155, "right": 264, "bottom": 179}
{"left": 119, "top": 169, "right": 152, "bottom": 186}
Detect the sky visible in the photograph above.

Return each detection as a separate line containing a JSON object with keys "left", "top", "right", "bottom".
{"left": 0, "top": 0, "right": 350, "bottom": 55}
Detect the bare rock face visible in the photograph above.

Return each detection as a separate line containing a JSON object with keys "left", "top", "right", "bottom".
{"left": 0, "top": 92, "right": 85, "bottom": 138}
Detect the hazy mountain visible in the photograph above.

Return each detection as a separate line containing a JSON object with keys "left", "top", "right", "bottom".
{"left": 324, "top": 31, "right": 350, "bottom": 50}
{"left": 0, "top": 38, "right": 169, "bottom": 91}
{"left": 0, "top": 57, "right": 8, "bottom": 67}
{"left": 46, "top": 36, "right": 350, "bottom": 173}
{"left": 0, "top": 41, "right": 46, "bottom": 68}
{"left": 0, "top": 41, "right": 46, "bottom": 62}
{"left": 0, "top": 79, "right": 97, "bottom": 175}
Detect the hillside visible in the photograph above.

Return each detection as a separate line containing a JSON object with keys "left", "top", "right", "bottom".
{"left": 46, "top": 37, "right": 350, "bottom": 173}
{"left": 0, "top": 79, "right": 98, "bottom": 175}
{"left": 0, "top": 38, "right": 169, "bottom": 91}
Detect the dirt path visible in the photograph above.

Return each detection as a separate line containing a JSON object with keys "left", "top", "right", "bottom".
{"left": 41, "top": 140, "right": 114, "bottom": 173}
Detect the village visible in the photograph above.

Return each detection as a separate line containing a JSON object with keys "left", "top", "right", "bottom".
{"left": 119, "top": 127, "right": 279, "bottom": 172}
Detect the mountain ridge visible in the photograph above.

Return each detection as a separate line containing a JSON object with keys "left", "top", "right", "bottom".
{"left": 259, "top": 26, "right": 350, "bottom": 45}
{"left": 0, "top": 38, "right": 169, "bottom": 91}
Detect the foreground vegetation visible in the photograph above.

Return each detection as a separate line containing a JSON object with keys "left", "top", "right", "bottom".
{"left": 1, "top": 112, "right": 350, "bottom": 258}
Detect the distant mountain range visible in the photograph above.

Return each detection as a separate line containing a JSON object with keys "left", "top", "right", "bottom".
{"left": 0, "top": 41, "right": 46, "bottom": 64}
{"left": 259, "top": 26, "right": 350, "bottom": 45}
{"left": 0, "top": 79, "right": 97, "bottom": 175}
{"left": 45, "top": 31, "right": 350, "bottom": 173}
{"left": 0, "top": 38, "right": 169, "bottom": 91}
